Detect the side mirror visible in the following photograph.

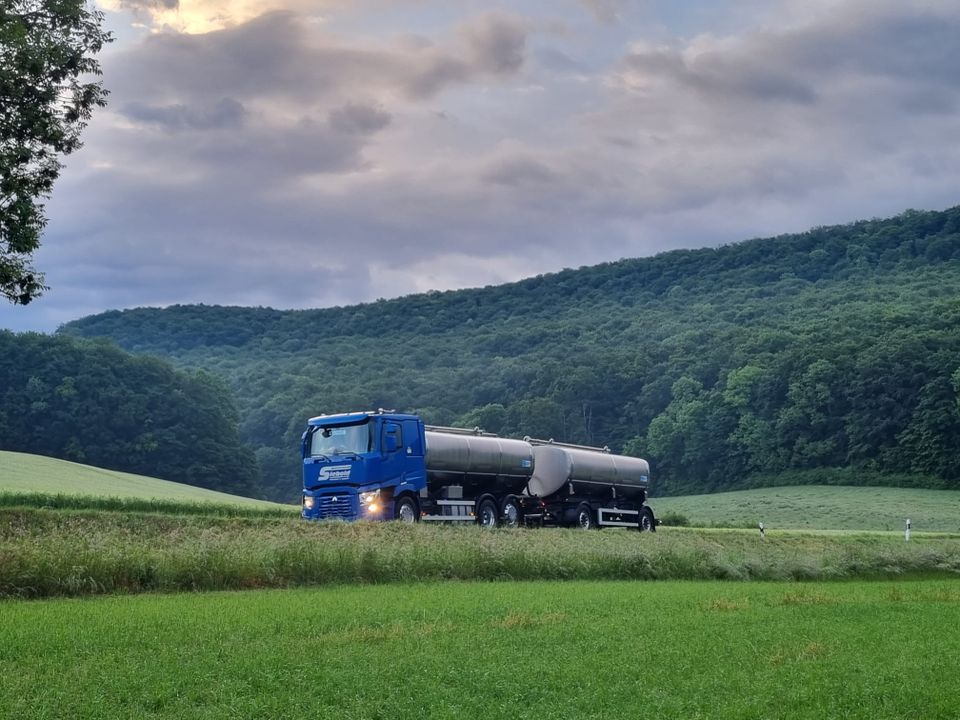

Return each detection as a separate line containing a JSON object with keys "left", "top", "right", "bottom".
{"left": 385, "top": 433, "right": 399, "bottom": 453}
{"left": 300, "top": 430, "right": 309, "bottom": 457}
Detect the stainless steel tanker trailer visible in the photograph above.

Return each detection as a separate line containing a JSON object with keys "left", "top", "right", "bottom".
{"left": 301, "top": 410, "right": 656, "bottom": 530}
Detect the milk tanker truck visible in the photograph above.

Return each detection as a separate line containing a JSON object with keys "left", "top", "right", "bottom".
{"left": 300, "top": 409, "right": 656, "bottom": 530}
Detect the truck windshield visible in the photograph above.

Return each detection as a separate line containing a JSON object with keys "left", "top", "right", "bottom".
{"left": 310, "top": 422, "right": 372, "bottom": 457}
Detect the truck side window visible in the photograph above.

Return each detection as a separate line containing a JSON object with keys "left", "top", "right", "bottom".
{"left": 385, "top": 423, "right": 403, "bottom": 452}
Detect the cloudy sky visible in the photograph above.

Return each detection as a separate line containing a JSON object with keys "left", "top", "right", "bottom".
{"left": 3, "top": 0, "right": 959, "bottom": 332}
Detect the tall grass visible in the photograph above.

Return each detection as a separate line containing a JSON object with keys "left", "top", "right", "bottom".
{"left": 2, "top": 508, "right": 958, "bottom": 598}
{"left": 0, "top": 492, "right": 297, "bottom": 518}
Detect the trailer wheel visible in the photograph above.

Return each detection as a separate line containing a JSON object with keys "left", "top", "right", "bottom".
{"left": 395, "top": 496, "right": 419, "bottom": 524}
{"left": 639, "top": 506, "right": 656, "bottom": 533}
{"left": 477, "top": 498, "right": 499, "bottom": 528}
{"left": 501, "top": 496, "right": 522, "bottom": 528}
{"left": 575, "top": 503, "right": 596, "bottom": 530}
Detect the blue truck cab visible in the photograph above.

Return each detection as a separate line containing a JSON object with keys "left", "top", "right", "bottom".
{"left": 301, "top": 410, "right": 427, "bottom": 521}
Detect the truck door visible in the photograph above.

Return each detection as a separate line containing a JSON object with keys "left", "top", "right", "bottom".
{"left": 402, "top": 419, "right": 423, "bottom": 458}
{"left": 380, "top": 421, "right": 406, "bottom": 484}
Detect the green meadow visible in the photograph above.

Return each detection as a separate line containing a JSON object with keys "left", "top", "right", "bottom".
{"left": 0, "top": 450, "right": 289, "bottom": 509}
{"left": 3, "top": 579, "right": 959, "bottom": 719}
{"left": 653, "top": 485, "right": 960, "bottom": 532}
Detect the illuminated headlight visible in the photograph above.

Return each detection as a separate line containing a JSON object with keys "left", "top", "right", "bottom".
{"left": 359, "top": 489, "right": 380, "bottom": 505}
{"left": 303, "top": 495, "right": 316, "bottom": 510}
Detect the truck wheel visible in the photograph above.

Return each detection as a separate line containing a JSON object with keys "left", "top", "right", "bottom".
{"left": 501, "top": 497, "right": 522, "bottom": 528}
{"left": 639, "top": 507, "right": 656, "bottom": 532}
{"left": 477, "top": 498, "right": 499, "bottom": 528}
{"left": 395, "top": 496, "right": 419, "bottom": 524}
{"left": 575, "top": 503, "right": 596, "bottom": 530}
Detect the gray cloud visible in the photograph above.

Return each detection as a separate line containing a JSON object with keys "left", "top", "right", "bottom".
{"left": 122, "top": 98, "right": 247, "bottom": 131}
{"left": 4, "top": 0, "right": 960, "bottom": 334}
{"left": 482, "top": 156, "right": 558, "bottom": 187}
{"left": 624, "top": 47, "right": 818, "bottom": 104}
{"left": 110, "top": 10, "right": 528, "bottom": 106}
{"left": 401, "top": 55, "right": 472, "bottom": 99}
{"left": 328, "top": 103, "right": 392, "bottom": 135}
{"left": 462, "top": 13, "right": 527, "bottom": 75}
{"left": 620, "top": 6, "right": 960, "bottom": 108}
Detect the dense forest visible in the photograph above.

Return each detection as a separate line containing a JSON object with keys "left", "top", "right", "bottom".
{"left": 0, "top": 332, "right": 258, "bottom": 496}
{"left": 62, "top": 206, "right": 960, "bottom": 501}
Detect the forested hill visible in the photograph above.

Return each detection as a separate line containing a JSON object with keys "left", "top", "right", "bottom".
{"left": 63, "top": 206, "right": 960, "bottom": 501}
{"left": 0, "top": 333, "right": 259, "bottom": 496}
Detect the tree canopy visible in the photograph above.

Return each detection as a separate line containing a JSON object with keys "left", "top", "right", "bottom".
{"left": 1, "top": 0, "right": 111, "bottom": 304}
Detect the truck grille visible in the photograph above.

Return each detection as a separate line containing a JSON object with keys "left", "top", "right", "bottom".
{"left": 317, "top": 494, "right": 356, "bottom": 520}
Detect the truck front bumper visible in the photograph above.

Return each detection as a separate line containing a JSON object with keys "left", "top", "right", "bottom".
{"left": 302, "top": 489, "right": 393, "bottom": 521}
{"left": 302, "top": 489, "right": 359, "bottom": 521}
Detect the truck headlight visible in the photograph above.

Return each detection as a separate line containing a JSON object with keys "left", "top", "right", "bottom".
{"left": 303, "top": 495, "right": 315, "bottom": 510}
{"left": 359, "top": 489, "right": 380, "bottom": 505}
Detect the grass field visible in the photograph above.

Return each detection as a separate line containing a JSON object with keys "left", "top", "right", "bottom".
{"left": 2, "top": 579, "right": 959, "bottom": 719}
{"left": 653, "top": 485, "right": 960, "bottom": 532}
{"left": 3, "top": 508, "right": 958, "bottom": 598}
{"left": 0, "top": 450, "right": 288, "bottom": 509}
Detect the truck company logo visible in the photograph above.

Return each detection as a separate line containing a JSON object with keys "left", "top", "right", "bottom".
{"left": 318, "top": 465, "right": 352, "bottom": 481}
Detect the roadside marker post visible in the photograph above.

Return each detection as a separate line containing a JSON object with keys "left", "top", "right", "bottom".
{"left": 905, "top": 518, "right": 911, "bottom": 542}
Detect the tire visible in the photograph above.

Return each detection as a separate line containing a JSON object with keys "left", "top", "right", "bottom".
{"left": 639, "top": 506, "right": 656, "bottom": 533}
{"left": 394, "top": 496, "right": 419, "bottom": 523}
{"left": 477, "top": 497, "right": 499, "bottom": 528}
{"left": 575, "top": 502, "right": 595, "bottom": 530}
{"left": 500, "top": 496, "right": 522, "bottom": 528}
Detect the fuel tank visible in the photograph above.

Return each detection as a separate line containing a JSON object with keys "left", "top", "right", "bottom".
{"left": 527, "top": 444, "right": 649, "bottom": 499}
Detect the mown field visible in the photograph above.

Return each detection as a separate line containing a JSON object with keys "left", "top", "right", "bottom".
{"left": 653, "top": 485, "right": 960, "bottom": 532}
{"left": 0, "top": 450, "right": 290, "bottom": 509}
{"left": 3, "top": 579, "right": 960, "bottom": 719}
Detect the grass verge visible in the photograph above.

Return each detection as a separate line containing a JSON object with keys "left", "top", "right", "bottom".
{"left": 2, "top": 508, "right": 958, "bottom": 598}
{"left": 0, "top": 492, "right": 297, "bottom": 518}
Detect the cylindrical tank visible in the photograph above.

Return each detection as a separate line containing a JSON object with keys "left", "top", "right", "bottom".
{"left": 425, "top": 431, "right": 534, "bottom": 479}
{"left": 527, "top": 444, "right": 649, "bottom": 498}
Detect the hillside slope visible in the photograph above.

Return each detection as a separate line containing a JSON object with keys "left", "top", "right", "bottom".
{"left": 63, "top": 206, "right": 960, "bottom": 500}
{"left": 0, "top": 451, "right": 283, "bottom": 508}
